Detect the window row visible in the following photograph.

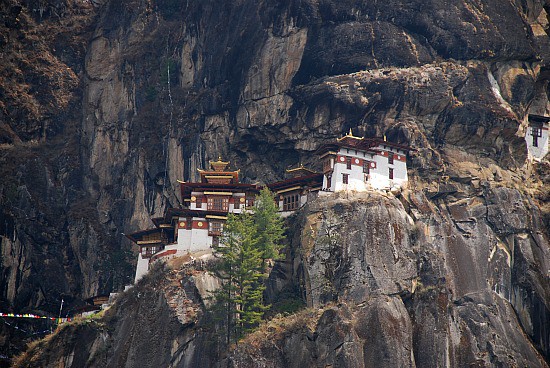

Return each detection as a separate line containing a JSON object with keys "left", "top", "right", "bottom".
{"left": 531, "top": 126, "right": 543, "bottom": 147}
{"left": 283, "top": 194, "right": 300, "bottom": 211}
{"left": 194, "top": 197, "right": 253, "bottom": 210}
{"left": 141, "top": 246, "right": 160, "bottom": 258}
{"left": 341, "top": 168, "right": 394, "bottom": 183}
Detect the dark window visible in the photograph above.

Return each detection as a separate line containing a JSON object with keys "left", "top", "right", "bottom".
{"left": 246, "top": 198, "right": 254, "bottom": 207}
{"left": 195, "top": 197, "right": 202, "bottom": 208}
{"left": 346, "top": 157, "right": 352, "bottom": 170}
{"left": 323, "top": 158, "right": 332, "bottom": 172}
{"left": 342, "top": 173, "right": 349, "bottom": 184}
{"left": 283, "top": 194, "right": 300, "bottom": 211}
{"left": 208, "top": 197, "right": 229, "bottom": 211}
{"left": 363, "top": 161, "right": 370, "bottom": 174}
{"left": 234, "top": 199, "right": 240, "bottom": 210}
{"left": 186, "top": 217, "right": 192, "bottom": 230}
{"left": 388, "top": 154, "right": 394, "bottom": 165}
{"left": 141, "top": 246, "right": 158, "bottom": 258}
{"left": 389, "top": 168, "right": 394, "bottom": 180}
{"left": 532, "top": 126, "right": 542, "bottom": 147}
{"left": 209, "top": 221, "right": 223, "bottom": 236}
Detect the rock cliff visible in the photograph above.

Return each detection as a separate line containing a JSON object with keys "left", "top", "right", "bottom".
{"left": 1, "top": 0, "right": 550, "bottom": 366}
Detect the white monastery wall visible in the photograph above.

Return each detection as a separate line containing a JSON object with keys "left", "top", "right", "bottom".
{"left": 134, "top": 254, "right": 150, "bottom": 283}
{"left": 526, "top": 125, "right": 549, "bottom": 161}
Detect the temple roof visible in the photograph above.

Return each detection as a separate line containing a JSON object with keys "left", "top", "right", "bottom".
{"left": 529, "top": 114, "right": 550, "bottom": 126}
{"left": 196, "top": 156, "right": 240, "bottom": 184}
{"left": 124, "top": 228, "right": 163, "bottom": 244}
{"left": 209, "top": 156, "right": 230, "bottom": 171}
{"left": 286, "top": 164, "right": 318, "bottom": 178}
{"left": 316, "top": 135, "right": 412, "bottom": 155}
{"left": 268, "top": 173, "right": 323, "bottom": 192}
{"left": 180, "top": 182, "right": 261, "bottom": 198}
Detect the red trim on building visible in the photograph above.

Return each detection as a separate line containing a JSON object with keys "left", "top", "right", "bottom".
{"left": 336, "top": 155, "right": 366, "bottom": 167}
{"left": 150, "top": 249, "right": 177, "bottom": 262}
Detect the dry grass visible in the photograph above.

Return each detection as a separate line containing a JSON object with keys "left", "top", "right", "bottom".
{"left": 238, "top": 305, "right": 330, "bottom": 352}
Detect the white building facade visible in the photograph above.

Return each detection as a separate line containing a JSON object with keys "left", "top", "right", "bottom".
{"left": 317, "top": 133, "right": 410, "bottom": 192}
{"left": 268, "top": 166, "right": 323, "bottom": 217}
{"left": 526, "top": 114, "right": 549, "bottom": 161}
{"left": 127, "top": 158, "right": 260, "bottom": 282}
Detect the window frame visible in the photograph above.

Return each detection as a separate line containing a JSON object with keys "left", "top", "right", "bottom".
{"left": 342, "top": 173, "right": 349, "bottom": 184}
{"left": 363, "top": 161, "right": 370, "bottom": 174}
{"left": 283, "top": 193, "right": 300, "bottom": 211}
{"left": 207, "top": 196, "right": 229, "bottom": 211}
{"left": 209, "top": 221, "right": 223, "bottom": 236}
{"left": 532, "top": 126, "right": 542, "bottom": 147}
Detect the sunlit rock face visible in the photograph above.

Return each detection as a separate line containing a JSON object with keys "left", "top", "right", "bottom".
{"left": 2, "top": 0, "right": 550, "bottom": 365}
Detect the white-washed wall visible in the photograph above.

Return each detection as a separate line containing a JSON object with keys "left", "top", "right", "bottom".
{"left": 134, "top": 254, "right": 150, "bottom": 283}
{"left": 526, "top": 125, "right": 549, "bottom": 161}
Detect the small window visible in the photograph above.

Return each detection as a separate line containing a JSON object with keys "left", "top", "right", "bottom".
{"left": 186, "top": 217, "right": 192, "bottom": 230}
{"left": 209, "top": 221, "right": 223, "bottom": 236}
{"left": 283, "top": 194, "right": 300, "bottom": 211}
{"left": 208, "top": 196, "right": 229, "bottom": 211}
{"left": 342, "top": 173, "right": 349, "bottom": 184}
{"left": 234, "top": 200, "right": 240, "bottom": 210}
{"left": 196, "top": 197, "right": 202, "bottom": 209}
{"left": 389, "top": 168, "right": 394, "bottom": 180}
{"left": 363, "top": 161, "right": 370, "bottom": 174}
{"left": 532, "top": 126, "right": 542, "bottom": 147}
{"left": 388, "top": 154, "right": 394, "bottom": 165}
{"left": 346, "top": 157, "right": 352, "bottom": 170}
{"left": 246, "top": 198, "right": 254, "bottom": 207}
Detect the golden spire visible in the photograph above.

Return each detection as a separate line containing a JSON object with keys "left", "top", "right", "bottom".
{"left": 209, "top": 156, "right": 230, "bottom": 171}
{"left": 337, "top": 127, "right": 362, "bottom": 141}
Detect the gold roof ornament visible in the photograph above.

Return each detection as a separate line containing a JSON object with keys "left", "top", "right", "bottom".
{"left": 286, "top": 164, "right": 317, "bottom": 177}
{"left": 337, "top": 127, "right": 362, "bottom": 141}
{"left": 209, "top": 156, "right": 230, "bottom": 172}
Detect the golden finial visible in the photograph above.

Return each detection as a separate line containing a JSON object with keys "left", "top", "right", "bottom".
{"left": 348, "top": 128, "right": 353, "bottom": 136}
{"left": 383, "top": 135, "right": 387, "bottom": 141}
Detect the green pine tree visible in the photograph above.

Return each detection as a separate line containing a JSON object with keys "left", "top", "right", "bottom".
{"left": 209, "top": 188, "right": 286, "bottom": 345}
{"left": 253, "top": 187, "right": 286, "bottom": 271}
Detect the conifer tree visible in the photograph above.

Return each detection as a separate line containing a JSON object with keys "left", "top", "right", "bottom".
{"left": 253, "top": 188, "right": 286, "bottom": 271}
{"left": 209, "top": 188, "right": 285, "bottom": 344}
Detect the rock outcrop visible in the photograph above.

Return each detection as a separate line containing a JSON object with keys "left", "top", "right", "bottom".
{"left": 1, "top": 0, "right": 550, "bottom": 365}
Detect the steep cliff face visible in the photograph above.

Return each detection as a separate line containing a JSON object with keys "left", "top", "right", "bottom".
{"left": 14, "top": 188, "right": 550, "bottom": 367}
{"left": 2, "top": 0, "right": 550, "bottom": 365}
{"left": 13, "top": 261, "right": 220, "bottom": 368}
{"left": 230, "top": 189, "right": 549, "bottom": 367}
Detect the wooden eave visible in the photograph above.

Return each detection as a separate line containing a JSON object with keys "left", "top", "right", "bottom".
{"left": 529, "top": 114, "right": 550, "bottom": 125}
{"left": 124, "top": 228, "right": 161, "bottom": 243}
{"left": 267, "top": 173, "right": 324, "bottom": 191}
